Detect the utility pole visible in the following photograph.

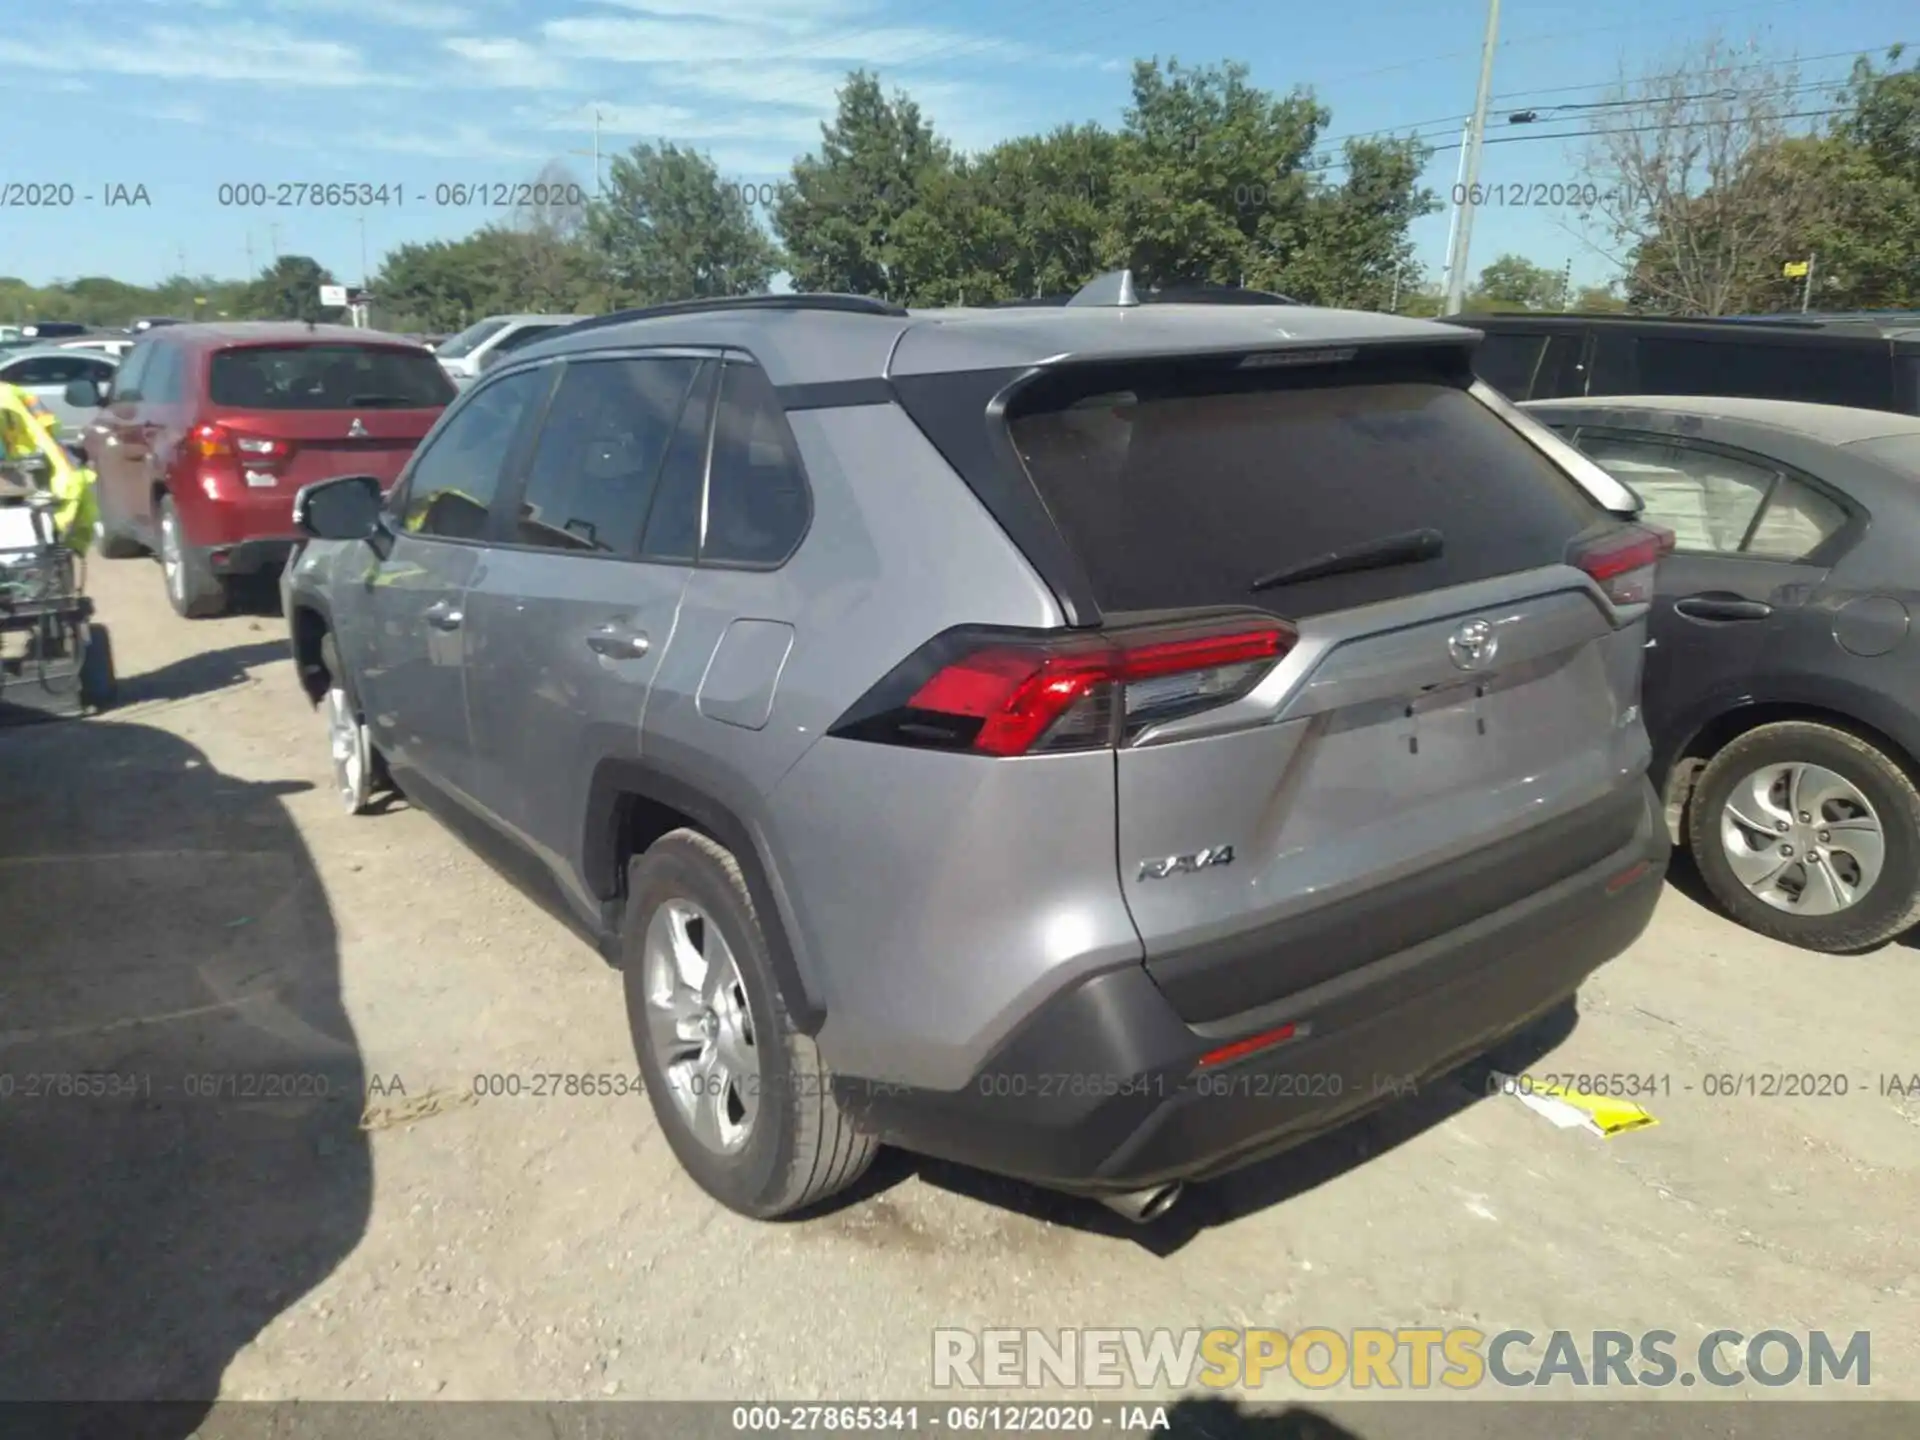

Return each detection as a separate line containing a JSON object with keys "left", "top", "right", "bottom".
{"left": 1443, "top": 0, "right": 1503, "bottom": 315}
{"left": 268, "top": 223, "right": 282, "bottom": 262}
{"left": 567, "top": 107, "right": 606, "bottom": 197}
{"left": 1438, "top": 124, "right": 1472, "bottom": 307}
{"left": 1801, "top": 251, "right": 1817, "bottom": 313}
{"left": 244, "top": 232, "right": 255, "bottom": 275}
{"left": 175, "top": 243, "right": 187, "bottom": 278}
{"left": 1390, "top": 257, "right": 1403, "bottom": 313}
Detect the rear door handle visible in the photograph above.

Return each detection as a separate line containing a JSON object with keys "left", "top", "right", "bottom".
{"left": 1674, "top": 594, "right": 1772, "bottom": 622}
{"left": 586, "top": 624, "right": 649, "bottom": 659}
{"left": 424, "top": 601, "right": 463, "bottom": 631}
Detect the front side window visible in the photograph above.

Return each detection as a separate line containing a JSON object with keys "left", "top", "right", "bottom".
{"left": 397, "top": 367, "right": 549, "bottom": 541}
{"left": 2, "top": 354, "right": 90, "bottom": 386}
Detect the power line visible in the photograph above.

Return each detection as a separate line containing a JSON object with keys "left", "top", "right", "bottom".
{"left": 1428, "top": 104, "right": 1853, "bottom": 152}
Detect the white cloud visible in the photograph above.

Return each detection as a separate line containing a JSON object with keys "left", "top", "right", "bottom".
{"left": 269, "top": 0, "right": 472, "bottom": 27}
{"left": 73, "top": 24, "right": 409, "bottom": 86}
{"left": 443, "top": 36, "right": 571, "bottom": 89}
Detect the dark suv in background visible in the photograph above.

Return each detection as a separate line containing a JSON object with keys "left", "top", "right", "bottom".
{"left": 1451, "top": 313, "right": 1920, "bottom": 415}
{"left": 71, "top": 322, "right": 455, "bottom": 617}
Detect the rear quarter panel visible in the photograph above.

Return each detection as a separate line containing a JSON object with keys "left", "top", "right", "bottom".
{"left": 636, "top": 401, "right": 1142, "bottom": 1089}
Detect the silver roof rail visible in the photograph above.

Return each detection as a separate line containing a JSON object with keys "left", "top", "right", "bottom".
{"left": 1066, "top": 269, "right": 1141, "bottom": 308}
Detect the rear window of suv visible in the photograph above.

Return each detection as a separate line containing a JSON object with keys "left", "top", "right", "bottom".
{"left": 209, "top": 344, "right": 456, "bottom": 410}
{"left": 1007, "top": 356, "right": 1605, "bottom": 617}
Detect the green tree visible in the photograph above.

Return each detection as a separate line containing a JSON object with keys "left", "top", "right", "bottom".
{"left": 237, "top": 255, "right": 343, "bottom": 322}
{"left": 773, "top": 71, "right": 951, "bottom": 299}
{"left": 1471, "top": 254, "right": 1567, "bottom": 309}
{"left": 584, "top": 141, "right": 780, "bottom": 306}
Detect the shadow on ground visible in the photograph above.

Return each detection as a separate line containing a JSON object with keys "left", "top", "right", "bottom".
{"left": 832, "top": 1002, "right": 1579, "bottom": 1254}
{"left": 0, "top": 712, "right": 370, "bottom": 1429}
{"left": 115, "top": 638, "right": 289, "bottom": 707}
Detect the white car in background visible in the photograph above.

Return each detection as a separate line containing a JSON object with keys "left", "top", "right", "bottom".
{"left": 58, "top": 337, "right": 136, "bottom": 359}
{"left": 433, "top": 313, "right": 586, "bottom": 385}
{"left": 0, "top": 347, "right": 118, "bottom": 434}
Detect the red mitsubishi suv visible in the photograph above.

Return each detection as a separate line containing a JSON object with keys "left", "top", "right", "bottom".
{"left": 72, "top": 322, "right": 456, "bottom": 617}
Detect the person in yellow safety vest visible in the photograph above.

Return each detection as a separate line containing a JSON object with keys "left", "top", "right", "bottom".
{"left": 0, "top": 381, "right": 98, "bottom": 556}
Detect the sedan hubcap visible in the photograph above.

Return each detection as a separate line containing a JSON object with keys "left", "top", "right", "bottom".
{"left": 1720, "top": 762, "right": 1885, "bottom": 916}
{"left": 642, "top": 898, "right": 758, "bottom": 1154}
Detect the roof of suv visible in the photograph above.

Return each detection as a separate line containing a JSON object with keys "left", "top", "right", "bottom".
{"left": 513, "top": 298, "right": 1472, "bottom": 388}
{"left": 150, "top": 321, "right": 431, "bottom": 352}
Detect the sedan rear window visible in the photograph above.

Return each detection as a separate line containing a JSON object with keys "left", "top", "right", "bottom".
{"left": 1007, "top": 357, "right": 1605, "bottom": 617}
{"left": 209, "top": 345, "right": 455, "bottom": 410}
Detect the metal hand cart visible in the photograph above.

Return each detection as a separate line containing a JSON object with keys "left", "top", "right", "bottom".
{"left": 0, "top": 450, "right": 115, "bottom": 722}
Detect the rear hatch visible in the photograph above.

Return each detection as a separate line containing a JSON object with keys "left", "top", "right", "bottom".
{"left": 199, "top": 342, "right": 454, "bottom": 517}
{"left": 997, "top": 345, "right": 1660, "bottom": 1023}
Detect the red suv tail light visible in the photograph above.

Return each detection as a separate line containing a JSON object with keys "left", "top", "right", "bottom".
{"left": 1569, "top": 522, "right": 1671, "bottom": 607}
{"left": 829, "top": 616, "right": 1296, "bottom": 756}
{"left": 192, "top": 422, "right": 295, "bottom": 468}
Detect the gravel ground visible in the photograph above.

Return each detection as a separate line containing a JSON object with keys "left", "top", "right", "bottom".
{"left": 2, "top": 555, "right": 1917, "bottom": 1436}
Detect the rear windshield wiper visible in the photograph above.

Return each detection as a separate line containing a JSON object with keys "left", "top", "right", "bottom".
{"left": 1249, "top": 527, "right": 1445, "bottom": 593}
{"left": 345, "top": 394, "right": 421, "bottom": 407}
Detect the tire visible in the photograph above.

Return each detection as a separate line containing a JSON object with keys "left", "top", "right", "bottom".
{"left": 622, "top": 829, "right": 876, "bottom": 1218}
{"left": 79, "top": 623, "right": 116, "bottom": 711}
{"left": 157, "top": 494, "right": 228, "bottom": 618}
{"left": 1687, "top": 720, "right": 1920, "bottom": 952}
{"left": 319, "top": 633, "right": 383, "bottom": 814}
{"left": 93, "top": 509, "right": 143, "bottom": 560}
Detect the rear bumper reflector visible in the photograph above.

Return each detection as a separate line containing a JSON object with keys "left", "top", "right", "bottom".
{"left": 1606, "top": 860, "right": 1653, "bottom": 893}
{"left": 1195, "top": 1020, "right": 1311, "bottom": 1071}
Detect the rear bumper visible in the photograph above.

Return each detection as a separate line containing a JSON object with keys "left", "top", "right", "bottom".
{"left": 841, "top": 777, "right": 1668, "bottom": 1195}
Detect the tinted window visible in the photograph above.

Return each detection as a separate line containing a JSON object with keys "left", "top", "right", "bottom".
{"left": 1470, "top": 331, "right": 1547, "bottom": 397}
{"left": 1574, "top": 432, "right": 1845, "bottom": 560}
{"left": 1008, "top": 360, "right": 1605, "bottom": 617}
{"left": 398, "top": 367, "right": 548, "bottom": 541}
{"left": 701, "top": 362, "right": 812, "bottom": 566}
{"left": 112, "top": 342, "right": 153, "bottom": 402}
{"left": 143, "top": 345, "right": 186, "bottom": 404}
{"left": 639, "top": 362, "right": 718, "bottom": 563}
{"left": 510, "top": 358, "right": 701, "bottom": 555}
{"left": 1587, "top": 329, "right": 1633, "bottom": 393}
{"left": 1636, "top": 338, "right": 1893, "bottom": 409}
{"left": 1537, "top": 334, "right": 1584, "bottom": 397}
{"left": 434, "top": 318, "right": 510, "bottom": 361}
{"left": 209, "top": 345, "right": 454, "bottom": 410}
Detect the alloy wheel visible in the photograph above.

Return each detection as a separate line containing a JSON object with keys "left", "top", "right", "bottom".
{"left": 325, "top": 684, "right": 370, "bottom": 812}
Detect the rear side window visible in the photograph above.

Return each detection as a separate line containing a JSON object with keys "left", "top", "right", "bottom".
{"left": 494, "top": 323, "right": 562, "bottom": 356}
{"left": 113, "top": 342, "right": 153, "bottom": 402}
{"left": 1007, "top": 359, "right": 1605, "bottom": 618}
{"left": 1470, "top": 331, "right": 1546, "bottom": 397}
{"left": 1636, "top": 338, "right": 1893, "bottom": 410}
{"left": 510, "top": 357, "right": 701, "bottom": 556}
{"left": 209, "top": 344, "right": 455, "bottom": 410}
{"left": 144, "top": 345, "right": 185, "bottom": 404}
{"left": 701, "top": 362, "right": 811, "bottom": 567}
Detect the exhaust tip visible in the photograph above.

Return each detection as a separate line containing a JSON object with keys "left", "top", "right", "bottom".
{"left": 1098, "top": 1181, "right": 1184, "bottom": 1224}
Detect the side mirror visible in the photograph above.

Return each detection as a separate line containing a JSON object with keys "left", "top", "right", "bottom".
{"left": 63, "top": 378, "right": 103, "bottom": 408}
{"left": 294, "top": 473, "right": 385, "bottom": 543}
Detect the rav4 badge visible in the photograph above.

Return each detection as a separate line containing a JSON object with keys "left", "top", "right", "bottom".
{"left": 1138, "top": 845, "right": 1235, "bottom": 881}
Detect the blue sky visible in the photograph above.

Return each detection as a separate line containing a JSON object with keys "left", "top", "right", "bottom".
{"left": 4, "top": 0, "right": 1910, "bottom": 296}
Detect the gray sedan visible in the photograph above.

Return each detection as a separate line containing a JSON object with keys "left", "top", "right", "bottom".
{"left": 0, "top": 347, "right": 118, "bottom": 435}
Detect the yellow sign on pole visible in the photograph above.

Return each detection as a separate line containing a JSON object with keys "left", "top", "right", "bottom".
{"left": 1783, "top": 260, "right": 1810, "bottom": 278}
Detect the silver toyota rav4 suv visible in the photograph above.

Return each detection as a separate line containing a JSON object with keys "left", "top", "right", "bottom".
{"left": 283, "top": 275, "right": 1670, "bottom": 1223}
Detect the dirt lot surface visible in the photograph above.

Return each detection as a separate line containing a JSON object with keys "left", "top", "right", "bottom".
{"left": 3, "top": 556, "right": 1918, "bottom": 1434}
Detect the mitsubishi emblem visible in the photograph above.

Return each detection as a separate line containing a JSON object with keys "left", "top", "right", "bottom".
{"left": 1447, "top": 618, "right": 1498, "bottom": 671}
{"left": 348, "top": 417, "right": 368, "bottom": 439}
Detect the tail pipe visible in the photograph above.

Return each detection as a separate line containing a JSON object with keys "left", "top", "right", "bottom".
{"left": 1097, "top": 1181, "right": 1184, "bottom": 1224}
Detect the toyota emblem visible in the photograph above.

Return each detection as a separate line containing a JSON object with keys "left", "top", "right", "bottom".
{"left": 1448, "top": 618, "right": 1498, "bottom": 671}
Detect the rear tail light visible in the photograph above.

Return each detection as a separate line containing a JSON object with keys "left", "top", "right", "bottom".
{"left": 192, "top": 422, "right": 295, "bottom": 468}
{"left": 829, "top": 616, "right": 1296, "bottom": 757}
{"left": 1569, "top": 522, "right": 1670, "bottom": 607}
